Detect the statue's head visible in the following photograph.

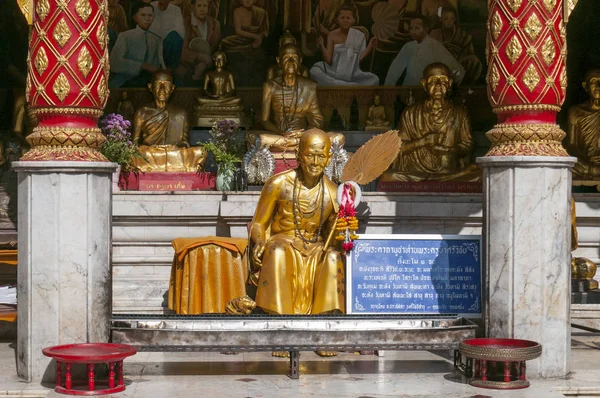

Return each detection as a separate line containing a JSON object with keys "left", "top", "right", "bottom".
{"left": 374, "top": 94, "right": 381, "bottom": 106}
{"left": 335, "top": 4, "right": 358, "bottom": 29}
{"left": 148, "top": 70, "right": 175, "bottom": 103}
{"left": 277, "top": 44, "right": 302, "bottom": 76}
{"left": 279, "top": 30, "right": 296, "bottom": 48}
{"left": 298, "top": 129, "right": 331, "bottom": 180}
{"left": 132, "top": 2, "right": 154, "bottom": 30}
{"left": 421, "top": 62, "right": 452, "bottom": 100}
{"left": 441, "top": 7, "right": 458, "bottom": 30}
{"left": 409, "top": 15, "right": 429, "bottom": 42}
{"left": 192, "top": 0, "right": 209, "bottom": 20}
{"left": 583, "top": 69, "right": 600, "bottom": 100}
{"left": 213, "top": 50, "right": 227, "bottom": 68}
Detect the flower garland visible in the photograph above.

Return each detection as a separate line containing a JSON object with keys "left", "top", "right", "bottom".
{"left": 335, "top": 182, "right": 361, "bottom": 252}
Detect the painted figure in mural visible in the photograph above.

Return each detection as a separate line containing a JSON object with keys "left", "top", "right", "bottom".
{"left": 250, "top": 128, "right": 344, "bottom": 320}
{"left": 221, "top": 0, "right": 269, "bottom": 51}
{"left": 196, "top": 50, "right": 243, "bottom": 107}
{"left": 567, "top": 69, "right": 600, "bottom": 180}
{"left": 384, "top": 15, "right": 464, "bottom": 86}
{"left": 110, "top": 3, "right": 165, "bottom": 88}
{"left": 420, "top": 0, "right": 458, "bottom": 30}
{"left": 314, "top": 0, "right": 346, "bottom": 39}
{"left": 310, "top": 5, "right": 379, "bottom": 86}
{"left": 266, "top": 31, "right": 310, "bottom": 81}
{"left": 430, "top": 7, "right": 482, "bottom": 85}
{"left": 381, "top": 63, "right": 478, "bottom": 182}
{"left": 178, "top": 0, "right": 221, "bottom": 83}
{"left": 149, "top": 0, "right": 186, "bottom": 69}
{"left": 132, "top": 71, "right": 207, "bottom": 172}
{"left": 365, "top": 94, "right": 391, "bottom": 131}
{"left": 117, "top": 92, "right": 136, "bottom": 123}
{"left": 108, "top": 0, "right": 129, "bottom": 53}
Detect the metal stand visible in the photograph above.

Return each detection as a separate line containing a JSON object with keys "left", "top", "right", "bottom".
{"left": 288, "top": 351, "right": 300, "bottom": 379}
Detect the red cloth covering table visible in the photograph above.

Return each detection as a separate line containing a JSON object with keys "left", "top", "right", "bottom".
{"left": 42, "top": 343, "right": 137, "bottom": 396}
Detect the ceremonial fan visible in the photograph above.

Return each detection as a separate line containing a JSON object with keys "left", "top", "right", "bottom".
{"left": 369, "top": 2, "right": 401, "bottom": 72}
{"left": 325, "top": 130, "right": 402, "bottom": 253}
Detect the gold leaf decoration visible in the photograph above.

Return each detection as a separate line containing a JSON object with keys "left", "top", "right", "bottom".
{"left": 34, "top": 47, "right": 48, "bottom": 76}
{"left": 491, "top": 12, "right": 503, "bottom": 41}
{"left": 35, "top": 0, "right": 49, "bottom": 22}
{"left": 490, "top": 64, "right": 500, "bottom": 92}
{"left": 25, "top": 75, "right": 31, "bottom": 102}
{"left": 507, "top": 0, "right": 523, "bottom": 12}
{"left": 75, "top": 0, "right": 92, "bottom": 22}
{"left": 53, "top": 73, "right": 70, "bottom": 102}
{"left": 541, "top": 37, "right": 555, "bottom": 66}
{"left": 522, "top": 65, "right": 540, "bottom": 92}
{"left": 77, "top": 46, "right": 93, "bottom": 78}
{"left": 526, "top": 46, "right": 537, "bottom": 57}
{"left": 97, "top": 24, "right": 107, "bottom": 50}
{"left": 98, "top": 75, "right": 107, "bottom": 104}
{"left": 53, "top": 18, "right": 71, "bottom": 48}
{"left": 506, "top": 36, "right": 523, "bottom": 64}
{"left": 560, "top": 68, "right": 567, "bottom": 91}
{"left": 542, "top": 0, "right": 556, "bottom": 12}
{"left": 524, "top": 13, "right": 543, "bottom": 41}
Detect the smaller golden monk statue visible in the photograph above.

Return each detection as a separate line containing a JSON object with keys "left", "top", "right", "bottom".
{"left": 365, "top": 94, "right": 391, "bottom": 131}
{"left": 195, "top": 50, "right": 247, "bottom": 126}
{"left": 265, "top": 30, "right": 310, "bottom": 81}
{"left": 380, "top": 62, "right": 479, "bottom": 182}
{"left": 251, "top": 43, "right": 344, "bottom": 154}
{"left": 132, "top": 70, "right": 207, "bottom": 172}
{"left": 567, "top": 69, "right": 600, "bottom": 180}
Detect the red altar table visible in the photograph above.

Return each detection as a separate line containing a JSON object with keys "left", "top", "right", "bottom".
{"left": 42, "top": 343, "right": 137, "bottom": 396}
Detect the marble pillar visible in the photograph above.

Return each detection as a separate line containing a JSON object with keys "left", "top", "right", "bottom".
{"left": 479, "top": 157, "right": 575, "bottom": 378}
{"left": 14, "top": 161, "right": 115, "bottom": 383}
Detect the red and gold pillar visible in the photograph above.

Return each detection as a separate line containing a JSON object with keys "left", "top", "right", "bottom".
{"left": 23, "top": 0, "right": 109, "bottom": 161}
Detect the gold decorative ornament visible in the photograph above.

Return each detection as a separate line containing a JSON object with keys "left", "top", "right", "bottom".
{"left": 77, "top": 46, "right": 93, "bottom": 78}
{"left": 97, "top": 75, "right": 107, "bottom": 104}
{"left": 25, "top": 76, "right": 31, "bottom": 102}
{"left": 542, "top": 38, "right": 555, "bottom": 65}
{"left": 543, "top": 0, "right": 557, "bottom": 12}
{"left": 506, "top": 36, "right": 523, "bottom": 64}
{"left": 57, "top": 56, "right": 68, "bottom": 66}
{"left": 21, "top": 146, "right": 107, "bottom": 162}
{"left": 80, "top": 30, "right": 89, "bottom": 39}
{"left": 561, "top": 68, "right": 567, "bottom": 91}
{"left": 524, "top": 13, "right": 543, "bottom": 41}
{"left": 27, "top": 126, "right": 106, "bottom": 148}
{"left": 56, "top": 0, "right": 68, "bottom": 11}
{"left": 565, "top": 0, "right": 578, "bottom": 22}
{"left": 97, "top": 24, "right": 107, "bottom": 50}
{"left": 75, "top": 0, "right": 92, "bottom": 22}
{"left": 53, "top": 18, "right": 72, "bottom": 48}
{"left": 485, "top": 123, "right": 569, "bottom": 156}
{"left": 522, "top": 64, "right": 540, "bottom": 92}
{"left": 507, "top": 75, "right": 517, "bottom": 85}
{"left": 526, "top": 46, "right": 537, "bottom": 57}
{"left": 493, "top": 104, "right": 562, "bottom": 113}
{"left": 507, "top": 0, "right": 523, "bottom": 12}
{"left": 490, "top": 64, "right": 500, "bottom": 92}
{"left": 30, "top": 107, "right": 104, "bottom": 118}
{"left": 52, "top": 73, "right": 70, "bottom": 102}
{"left": 510, "top": 18, "right": 519, "bottom": 29}
{"left": 34, "top": 47, "right": 48, "bottom": 76}
{"left": 17, "top": 0, "right": 32, "bottom": 24}
{"left": 36, "top": 0, "right": 49, "bottom": 22}
{"left": 491, "top": 12, "right": 502, "bottom": 41}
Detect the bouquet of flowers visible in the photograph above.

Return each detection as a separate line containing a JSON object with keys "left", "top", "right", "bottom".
{"left": 99, "top": 114, "right": 144, "bottom": 171}
{"left": 335, "top": 182, "right": 360, "bottom": 252}
{"left": 202, "top": 119, "right": 244, "bottom": 173}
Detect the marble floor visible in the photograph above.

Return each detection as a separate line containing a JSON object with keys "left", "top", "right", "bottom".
{"left": 0, "top": 334, "right": 598, "bottom": 398}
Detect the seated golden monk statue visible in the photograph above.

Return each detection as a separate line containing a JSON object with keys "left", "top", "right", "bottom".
{"left": 365, "top": 94, "right": 391, "bottom": 131}
{"left": 567, "top": 69, "right": 600, "bottom": 180}
{"left": 195, "top": 50, "right": 247, "bottom": 126}
{"left": 132, "top": 70, "right": 207, "bottom": 172}
{"left": 251, "top": 43, "right": 345, "bottom": 154}
{"left": 380, "top": 62, "right": 479, "bottom": 182}
{"left": 265, "top": 30, "right": 310, "bottom": 81}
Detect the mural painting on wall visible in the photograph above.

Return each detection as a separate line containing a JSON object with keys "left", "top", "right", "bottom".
{"left": 102, "top": 0, "right": 488, "bottom": 88}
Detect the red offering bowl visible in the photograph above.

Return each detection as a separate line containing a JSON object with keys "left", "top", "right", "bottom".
{"left": 42, "top": 343, "right": 137, "bottom": 396}
{"left": 457, "top": 338, "right": 542, "bottom": 390}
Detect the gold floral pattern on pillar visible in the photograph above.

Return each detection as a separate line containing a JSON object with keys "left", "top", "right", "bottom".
{"left": 75, "top": 0, "right": 92, "bottom": 22}
{"left": 96, "top": 23, "right": 106, "bottom": 50}
{"left": 542, "top": 37, "right": 556, "bottom": 66}
{"left": 491, "top": 12, "right": 503, "bottom": 40}
{"left": 507, "top": 0, "right": 523, "bottom": 12}
{"left": 77, "top": 46, "right": 93, "bottom": 78}
{"left": 543, "top": 0, "right": 557, "bottom": 12}
{"left": 490, "top": 64, "right": 500, "bottom": 92}
{"left": 97, "top": 75, "right": 107, "bottom": 105}
{"left": 52, "top": 73, "right": 70, "bottom": 102}
{"left": 53, "top": 19, "right": 71, "bottom": 48}
{"left": 34, "top": 47, "right": 48, "bottom": 76}
{"left": 35, "top": 0, "right": 49, "bottom": 22}
{"left": 506, "top": 36, "right": 523, "bottom": 64}
{"left": 524, "top": 13, "right": 543, "bottom": 41}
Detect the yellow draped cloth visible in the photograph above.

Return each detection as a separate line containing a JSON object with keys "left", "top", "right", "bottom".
{"left": 168, "top": 237, "right": 249, "bottom": 314}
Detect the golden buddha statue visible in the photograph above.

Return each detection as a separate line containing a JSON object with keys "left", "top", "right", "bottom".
{"left": 567, "top": 69, "right": 600, "bottom": 180}
{"left": 365, "top": 94, "right": 391, "bottom": 131}
{"left": 252, "top": 43, "right": 344, "bottom": 154}
{"left": 195, "top": 50, "right": 247, "bottom": 127}
{"left": 132, "top": 70, "right": 207, "bottom": 172}
{"left": 265, "top": 30, "right": 310, "bottom": 81}
{"left": 380, "top": 62, "right": 479, "bottom": 182}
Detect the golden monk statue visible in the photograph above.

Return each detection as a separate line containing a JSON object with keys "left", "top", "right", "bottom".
{"left": 253, "top": 43, "right": 344, "bottom": 154}
{"left": 381, "top": 62, "right": 479, "bottom": 182}
{"left": 365, "top": 94, "right": 391, "bottom": 131}
{"left": 132, "top": 71, "right": 207, "bottom": 172}
{"left": 265, "top": 30, "right": 310, "bottom": 81}
{"left": 567, "top": 69, "right": 600, "bottom": 180}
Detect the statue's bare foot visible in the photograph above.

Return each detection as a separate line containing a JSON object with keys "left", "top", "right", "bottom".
{"left": 315, "top": 351, "right": 338, "bottom": 357}
{"left": 272, "top": 351, "right": 290, "bottom": 358}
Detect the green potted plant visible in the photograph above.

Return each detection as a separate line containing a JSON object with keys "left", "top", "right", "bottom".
{"left": 99, "top": 113, "right": 145, "bottom": 191}
{"left": 202, "top": 120, "right": 244, "bottom": 191}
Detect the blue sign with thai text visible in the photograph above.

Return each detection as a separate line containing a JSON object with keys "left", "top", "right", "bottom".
{"left": 347, "top": 235, "right": 481, "bottom": 316}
